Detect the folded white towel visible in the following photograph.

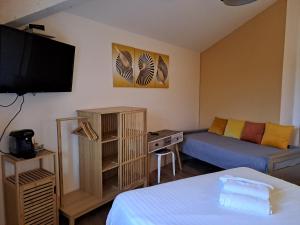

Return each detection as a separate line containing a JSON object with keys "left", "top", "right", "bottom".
{"left": 219, "top": 175, "right": 274, "bottom": 190}
{"left": 219, "top": 191, "right": 272, "bottom": 215}
{"left": 223, "top": 179, "right": 271, "bottom": 200}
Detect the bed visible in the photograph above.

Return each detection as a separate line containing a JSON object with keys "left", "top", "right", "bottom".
{"left": 106, "top": 167, "right": 300, "bottom": 225}
{"left": 182, "top": 131, "right": 300, "bottom": 173}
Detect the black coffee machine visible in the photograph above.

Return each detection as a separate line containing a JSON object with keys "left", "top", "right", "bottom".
{"left": 9, "top": 129, "right": 36, "bottom": 159}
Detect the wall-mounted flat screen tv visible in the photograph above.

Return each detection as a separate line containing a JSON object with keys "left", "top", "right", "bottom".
{"left": 0, "top": 25, "right": 75, "bottom": 94}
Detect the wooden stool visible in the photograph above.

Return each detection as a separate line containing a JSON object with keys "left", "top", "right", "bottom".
{"left": 155, "top": 148, "right": 175, "bottom": 184}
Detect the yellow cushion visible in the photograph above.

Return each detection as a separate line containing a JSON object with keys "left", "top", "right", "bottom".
{"left": 261, "top": 123, "right": 294, "bottom": 150}
{"left": 208, "top": 117, "right": 228, "bottom": 135}
{"left": 224, "top": 119, "right": 245, "bottom": 139}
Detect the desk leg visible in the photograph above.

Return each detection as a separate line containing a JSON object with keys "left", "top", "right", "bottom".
{"left": 175, "top": 144, "right": 182, "bottom": 170}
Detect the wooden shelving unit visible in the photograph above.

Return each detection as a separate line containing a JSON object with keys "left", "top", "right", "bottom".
{"left": 56, "top": 107, "right": 147, "bottom": 225}
{"left": 2, "top": 150, "right": 58, "bottom": 225}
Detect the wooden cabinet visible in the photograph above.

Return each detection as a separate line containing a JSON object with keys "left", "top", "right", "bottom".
{"left": 2, "top": 150, "right": 58, "bottom": 225}
{"left": 57, "top": 107, "right": 147, "bottom": 225}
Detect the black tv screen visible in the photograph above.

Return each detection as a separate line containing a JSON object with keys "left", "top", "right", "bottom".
{"left": 0, "top": 25, "right": 75, "bottom": 94}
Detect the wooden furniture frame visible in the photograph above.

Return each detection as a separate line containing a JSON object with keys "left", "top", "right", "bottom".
{"left": 56, "top": 107, "right": 147, "bottom": 225}
{"left": 2, "top": 150, "right": 58, "bottom": 225}
{"left": 147, "top": 130, "right": 183, "bottom": 184}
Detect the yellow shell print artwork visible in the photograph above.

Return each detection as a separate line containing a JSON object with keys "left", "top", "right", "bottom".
{"left": 134, "top": 49, "right": 156, "bottom": 88}
{"left": 112, "top": 43, "right": 134, "bottom": 87}
{"left": 155, "top": 54, "right": 169, "bottom": 88}
{"left": 112, "top": 43, "right": 169, "bottom": 88}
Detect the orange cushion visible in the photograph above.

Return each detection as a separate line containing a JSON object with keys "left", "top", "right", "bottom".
{"left": 240, "top": 121, "right": 265, "bottom": 144}
{"left": 261, "top": 123, "right": 294, "bottom": 150}
{"left": 208, "top": 117, "right": 228, "bottom": 135}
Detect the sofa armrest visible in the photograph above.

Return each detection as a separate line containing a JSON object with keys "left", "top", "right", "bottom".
{"left": 183, "top": 129, "right": 208, "bottom": 135}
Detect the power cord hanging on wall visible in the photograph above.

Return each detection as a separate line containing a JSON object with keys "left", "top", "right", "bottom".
{"left": 0, "top": 94, "right": 19, "bottom": 107}
{"left": 0, "top": 95, "right": 25, "bottom": 154}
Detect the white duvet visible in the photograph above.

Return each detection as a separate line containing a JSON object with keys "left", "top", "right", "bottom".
{"left": 106, "top": 167, "right": 300, "bottom": 225}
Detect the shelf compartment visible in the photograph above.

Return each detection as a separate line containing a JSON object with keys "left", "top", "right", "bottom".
{"left": 101, "top": 113, "right": 118, "bottom": 142}
{"left": 102, "top": 156, "right": 119, "bottom": 172}
{"left": 102, "top": 168, "right": 119, "bottom": 199}
{"left": 6, "top": 168, "right": 54, "bottom": 186}
{"left": 102, "top": 140, "right": 119, "bottom": 172}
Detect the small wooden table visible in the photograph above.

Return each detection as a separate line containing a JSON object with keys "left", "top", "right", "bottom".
{"left": 147, "top": 130, "right": 183, "bottom": 184}
{"left": 2, "top": 150, "right": 58, "bottom": 225}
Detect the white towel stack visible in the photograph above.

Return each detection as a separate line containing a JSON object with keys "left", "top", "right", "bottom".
{"left": 219, "top": 175, "right": 274, "bottom": 215}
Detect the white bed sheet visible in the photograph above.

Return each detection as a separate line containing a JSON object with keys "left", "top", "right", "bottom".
{"left": 106, "top": 167, "right": 300, "bottom": 225}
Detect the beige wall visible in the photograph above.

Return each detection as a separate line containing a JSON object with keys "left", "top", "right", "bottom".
{"left": 199, "top": 0, "right": 287, "bottom": 128}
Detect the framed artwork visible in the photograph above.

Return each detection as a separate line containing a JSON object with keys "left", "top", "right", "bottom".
{"left": 155, "top": 53, "right": 169, "bottom": 88}
{"left": 112, "top": 43, "right": 134, "bottom": 87}
{"left": 134, "top": 49, "right": 156, "bottom": 88}
{"left": 112, "top": 43, "right": 169, "bottom": 88}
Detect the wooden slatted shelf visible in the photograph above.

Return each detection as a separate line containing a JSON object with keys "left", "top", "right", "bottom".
{"left": 4, "top": 149, "right": 54, "bottom": 163}
{"left": 7, "top": 169, "right": 54, "bottom": 186}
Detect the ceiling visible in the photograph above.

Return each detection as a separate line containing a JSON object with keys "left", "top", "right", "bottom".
{"left": 67, "top": 0, "right": 277, "bottom": 52}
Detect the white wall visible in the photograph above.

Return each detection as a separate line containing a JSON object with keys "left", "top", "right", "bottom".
{"left": 280, "top": 0, "right": 300, "bottom": 143}
{"left": 291, "top": 5, "right": 300, "bottom": 126}
{"left": 0, "top": 12, "right": 200, "bottom": 224}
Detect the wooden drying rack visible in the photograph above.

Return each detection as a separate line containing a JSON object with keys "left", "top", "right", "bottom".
{"left": 56, "top": 107, "right": 147, "bottom": 225}
{"left": 56, "top": 117, "right": 98, "bottom": 209}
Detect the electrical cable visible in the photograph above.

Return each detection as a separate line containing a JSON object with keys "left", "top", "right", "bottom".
{"left": 0, "top": 94, "right": 19, "bottom": 107}
{"left": 0, "top": 95, "right": 25, "bottom": 154}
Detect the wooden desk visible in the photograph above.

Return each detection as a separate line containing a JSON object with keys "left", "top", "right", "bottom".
{"left": 147, "top": 130, "right": 183, "bottom": 183}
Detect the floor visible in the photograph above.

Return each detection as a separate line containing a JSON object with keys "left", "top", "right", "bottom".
{"left": 60, "top": 156, "right": 222, "bottom": 225}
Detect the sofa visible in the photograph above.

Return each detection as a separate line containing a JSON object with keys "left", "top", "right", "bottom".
{"left": 182, "top": 130, "right": 300, "bottom": 182}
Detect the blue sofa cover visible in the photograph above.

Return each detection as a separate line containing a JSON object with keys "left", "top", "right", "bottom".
{"left": 182, "top": 131, "right": 300, "bottom": 173}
